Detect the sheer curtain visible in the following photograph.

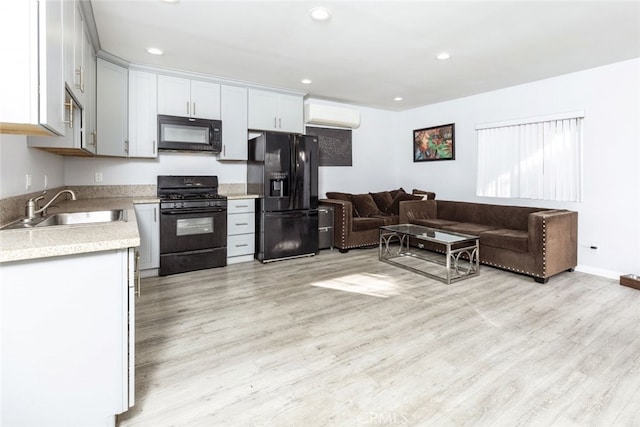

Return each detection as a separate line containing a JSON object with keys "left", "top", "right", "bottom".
{"left": 476, "top": 113, "right": 583, "bottom": 202}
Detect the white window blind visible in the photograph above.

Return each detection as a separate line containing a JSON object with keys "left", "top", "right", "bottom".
{"left": 476, "top": 113, "right": 583, "bottom": 202}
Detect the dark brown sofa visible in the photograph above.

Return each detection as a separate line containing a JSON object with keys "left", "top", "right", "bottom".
{"left": 399, "top": 200, "right": 578, "bottom": 283}
{"left": 319, "top": 188, "right": 435, "bottom": 252}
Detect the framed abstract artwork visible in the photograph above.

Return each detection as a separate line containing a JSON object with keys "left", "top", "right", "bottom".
{"left": 413, "top": 123, "right": 455, "bottom": 162}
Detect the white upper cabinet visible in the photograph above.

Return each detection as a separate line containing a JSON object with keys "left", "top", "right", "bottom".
{"left": 0, "top": 0, "right": 65, "bottom": 136}
{"left": 248, "top": 89, "right": 303, "bottom": 134}
{"left": 218, "top": 85, "right": 248, "bottom": 160}
{"left": 157, "top": 75, "right": 220, "bottom": 120}
{"left": 190, "top": 80, "right": 221, "bottom": 120}
{"left": 128, "top": 70, "right": 158, "bottom": 158}
{"left": 96, "top": 58, "right": 128, "bottom": 157}
{"left": 62, "top": 0, "right": 88, "bottom": 107}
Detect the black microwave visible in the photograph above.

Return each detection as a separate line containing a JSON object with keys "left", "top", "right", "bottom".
{"left": 157, "top": 115, "right": 222, "bottom": 153}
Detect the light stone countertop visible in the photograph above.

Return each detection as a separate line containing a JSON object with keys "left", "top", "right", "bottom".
{"left": 0, "top": 198, "right": 153, "bottom": 263}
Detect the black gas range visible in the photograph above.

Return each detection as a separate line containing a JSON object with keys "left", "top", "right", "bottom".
{"left": 157, "top": 176, "right": 228, "bottom": 276}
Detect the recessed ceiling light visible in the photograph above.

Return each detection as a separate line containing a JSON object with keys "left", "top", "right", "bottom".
{"left": 394, "top": 97, "right": 403, "bottom": 102}
{"left": 310, "top": 7, "right": 331, "bottom": 21}
{"left": 162, "top": 0, "right": 180, "bottom": 3}
{"left": 146, "top": 47, "right": 164, "bottom": 55}
{"left": 301, "top": 78, "right": 312, "bottom": 85}
{"left": 437, "top": 52, "right": 451, "bottom": 60}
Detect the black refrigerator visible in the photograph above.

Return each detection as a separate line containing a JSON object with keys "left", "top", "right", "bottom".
{"left": 247, "top": 131, "right": 319, "bottom": 262}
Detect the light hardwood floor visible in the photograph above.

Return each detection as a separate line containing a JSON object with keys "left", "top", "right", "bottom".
{"left": 117, "top": 248, "right": 640, "bottom": 426}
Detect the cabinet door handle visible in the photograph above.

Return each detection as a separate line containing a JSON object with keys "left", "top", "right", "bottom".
{"left": 186, "top": 101, "right": 190, "bottom": 116}
{"left": 135, "top": 251, "right": 141, "bottom": 297}
{"left": 153, "top": 140, "right": 156, "bottom": 155}
{"left": 124, "top": 140, "right": 129, "bottom": 154}
{"left": 75, "top": 66, "right": 84, "bottom": 92}
{"left": 274, "top": 117, "right": 277, "bottom": 128}
{"left": 80, "top": 66, "right": 84, "bottom": 92}
{"left": 153, "top": 207, "right": 157, "bottom": 223}
{"left": 63, "top": 100, "right": 73, "bottom": 128}
{"left": 235, "top": 244, "right": 249, "bottom": 248}
{"left": 236, "top": 205, "right": 249, "bottom": 208}
{"left": 278, "top": 117, "right": 282, "bottom": 128}
{"left": 193, "top": 102, "right": 196, "bottom": 116}
{"left": 235, "top": 222, "right": 249, "bottom": 226}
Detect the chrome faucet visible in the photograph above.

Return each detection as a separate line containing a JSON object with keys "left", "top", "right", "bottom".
{"left": 25, "top": 190, "right": 77, "bottom": 220}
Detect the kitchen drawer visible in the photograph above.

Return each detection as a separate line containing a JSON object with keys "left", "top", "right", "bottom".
{"left": 228, "top": 233, "right": 255, "bottom": 257}
{"left": 319, "top": 226, "right": 334, "bottom": 250}
{"left": 319, "top": 206, "right": 333, "bottom": 228}
{"left": 227, "top": 212, "right": 255, "bottom": 235}
{"left": 228, "top": 199, "right": 255, "bottom": 214}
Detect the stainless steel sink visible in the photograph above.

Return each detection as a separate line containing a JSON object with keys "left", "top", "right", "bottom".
{"left": 1, "top": 209, "right": 126, "bottom": 230}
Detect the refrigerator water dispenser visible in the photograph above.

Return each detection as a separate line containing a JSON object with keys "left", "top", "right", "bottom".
{"left": 269, "top": 173, "right": 289, "bottom": 198}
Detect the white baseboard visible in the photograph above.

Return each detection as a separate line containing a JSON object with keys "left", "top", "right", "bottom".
{"left": 575, "top": 265, "right": 623, "bottom": 280}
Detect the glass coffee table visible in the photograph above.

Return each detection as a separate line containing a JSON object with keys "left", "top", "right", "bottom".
{"left": 379, "top": 224, "right": 480, "bottom": 285}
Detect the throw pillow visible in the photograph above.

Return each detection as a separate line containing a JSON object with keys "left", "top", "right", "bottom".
{"left": 370, "top": 191, "right": 394, "bottom": 214}
{"left": 326, "top": 191, "right": 359, "bottom": 216}
{"left": 351, "top": 193, "right": 384, "bottom": 217}
{"left": 412, "top": 189, "right": 436, "bottom": 200}
{"left": 389, "top": 193, "right": 422, "bottom": 215}
{"left": 388, "top": 187, "right": 406, "bottom": 199}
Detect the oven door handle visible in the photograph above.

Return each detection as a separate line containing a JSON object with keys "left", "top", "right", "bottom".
{"left": 161, "top": 208, "right": 226, "bottom": 215}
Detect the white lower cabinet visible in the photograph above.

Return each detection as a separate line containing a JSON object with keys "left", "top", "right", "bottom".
{"left": 134, "top": 203, "right": 160, "bottom": 277}
{"left": 227, "top": 198, "right": 255, "bottom": 264}
{"left": 0, "top": 248, "right": 135, "bottom": 426}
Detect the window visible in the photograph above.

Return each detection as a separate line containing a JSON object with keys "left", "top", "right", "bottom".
{"left": 476, "top": 111, "right": 583, "bottom": 202}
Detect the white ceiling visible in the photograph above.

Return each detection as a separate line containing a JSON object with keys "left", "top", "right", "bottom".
{"left": 90, "top": 0, "right": 640, "bottom": 111}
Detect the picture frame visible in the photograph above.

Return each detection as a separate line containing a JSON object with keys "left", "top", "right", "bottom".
{"left": 413, "top": 123, "right": 455, "bottom": 162}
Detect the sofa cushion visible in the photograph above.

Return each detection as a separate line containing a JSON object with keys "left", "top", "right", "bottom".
{"left": 410, "top": 218, "right": 459, "bottom": 229}
{"left": 352, "top": 217, "right": 386, "bottom": 231}
{"left": 441, "top": 222, "right": 501, "bottom": 236}
{"left": 389, "top": 193, "right": 422, "bottom": 215}
{"left": 412, "top": 189, "right": 436, "bottom": 200}
{"left": 370, "top": 191, "right": 394, "bottom": 213}
{"left": 436, "top": 200, "right": 545, "bottom": 232}
{"left": 480, "top": 229, "right": 529, "bottom": 253}
{"left": 351, "top": 193, "right": 384, "bottom": 217}
{"left": 371, "top": 214, "right": 399, "bottom": 225}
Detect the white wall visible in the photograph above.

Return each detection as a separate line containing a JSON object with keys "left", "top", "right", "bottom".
{"left": 0, "top": 134, "right": 65, "bottom": 198}
{"left": 395, "top": 58, "right": 640, "bottom": 278}
{"left": 311, "top": 99, "right": 402, "bottom": 198}
{"left": 64, "top": 153, "right": 246, "bottom": 187}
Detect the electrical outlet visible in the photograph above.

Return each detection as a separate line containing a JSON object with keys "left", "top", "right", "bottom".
{"left": 95, "top": 172, "right": 103, "bottom": 182}
{"left": 25, "top": 174, "right": 32, "bottom": 190}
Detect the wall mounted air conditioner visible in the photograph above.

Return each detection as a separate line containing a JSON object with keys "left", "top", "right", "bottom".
{"left": 304, "top": 103, "right": 361, "bottom": 129}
